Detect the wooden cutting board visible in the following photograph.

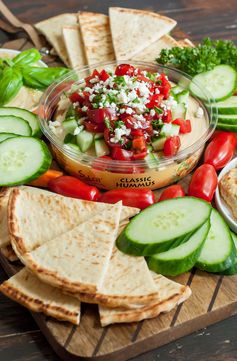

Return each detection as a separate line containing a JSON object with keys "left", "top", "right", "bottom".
{"left": 1, "top": 36, "right": 237, "bottom": 361}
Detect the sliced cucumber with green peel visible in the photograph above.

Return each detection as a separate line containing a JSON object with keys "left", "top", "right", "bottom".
{"left": 144, "top": 149, "right": 159, "bottom": 168}
{"left": 152, "top": 136, "right": 166, "bottom": 151}
{"left": 171, "top": 85, "right": 183, "bottom": 96}
{"left": 217, "top": 122, "right": 237, "bottom": 132}
{"left": 212, "top": 96, "right": 237, "bottom": 115}
{"left": 0, "top": 137, "right": 52, "bottom": 186}
{"left": 0, "top": 133, "right": 18, "bottom": 142}
{"left": 0, "top": 116, "right": 32, "bottom": 136}
{"left": 116, "top": 197, "right": 211, "bottom": 256}
{"left": 220, "top": 232, "right": 237, "bottom": 276}
{"left": 147, "top": 221, "right": 210, "bottom": 276}
{"left": 177, "top": 90, "right": 189, "bottom": 107}
{"left": 217, "top": 114, "right": 237, "bottom": 125}
{"left": 94, "top": 139, "right": 109, "bottom": 157}
{"left": 76, "top": 130, "right": 94, "bottom": 152}
{"left": 62, "top": 118, "right": 78, "bottom": 135}
{"left": 190, "top": 65, "right": 237, "bottom": 102}
{"left": 160, "top": 123, "right": 180, "bottom": 137}
{"left": 0, "top": 107, "right": 41, "bottom": 137}
{"left": 196, "top": 208, "right": 235, "bottom": 273}
{"left": 65, "top": 143, "right": 81, "bottom": 154}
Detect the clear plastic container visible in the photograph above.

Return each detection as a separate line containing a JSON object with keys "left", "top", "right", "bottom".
{"left": 39, "top": 61, "right": 217, "bottom": 190}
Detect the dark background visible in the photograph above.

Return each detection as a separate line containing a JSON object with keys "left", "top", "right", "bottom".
{"left": 0, "top": 1, "right": 237, "bottom": 360}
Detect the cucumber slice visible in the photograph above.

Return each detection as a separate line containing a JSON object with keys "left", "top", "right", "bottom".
{"left": 147, "top": 220, "right": 210, "bottom": 276}
{"left": 0, "top": 107, "right": 41, "bottom": 137}
{"left": 0, "top": 133, "right": 18, "bottom": 142}
{"left": 221, "top": 232, "right": 237, "bottom": 275}
{"left": 171, "top": 103, "right": 186, "bottom": 119}
{"left": 152, "top": 136, "right": 167, "bottom": 151}
{"left": 196, "top": 209, "right": 235, "bottom": 273}
{"left": 0, "top": 137, "right": 52, "bottom": 186}
{"left": 212, "top": 96, "right": 237, "bottom": 115}
{"left": 217, "top": 114, "right": 237, "bottom": 125}
{"left": 65, "top": 143, "right": 81, "bottom": 154}
{"left": 160, "top": 123, "right": 180, "bottom": 137}
{"left": 217, "top": 122, "right": 237, "bottom": 132}
{"left": 64, "top": 133, "right": 76, "bottom": 144}
{"left": 0, "top": 116, "right": 32, "bottom": 136}
{"left": 190, "top": 65, "right": 237, "bottom": 102}
{"left": 116, "top": 197, "right": 211, "bottom": 256}
{"left": 170, "top": 85, "right": 183, "bottom": 96}
{"left": 76, "top": 130, "right": 94, "bottom": 152}
{"left": 62, "top": 118, "right": 78, "bottom": 135}
{"left": 94, "top": 139, "right": 109, "bottom": 157}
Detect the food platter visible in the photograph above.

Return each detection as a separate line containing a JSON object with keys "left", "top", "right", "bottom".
{"left": 0, "top": 6, "right": 237, "bottom": 361}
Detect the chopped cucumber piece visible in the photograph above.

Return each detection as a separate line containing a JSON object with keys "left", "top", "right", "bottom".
{"left": 0, "top": 133, "right": 18, "bottom": 142}
{"left": 177, "top": 90, "right": 189, "bottom": 107}
{"left": 221, "top": 232, "right": 237, "bottom": 275}
{"left": 65, "top": 143, "right": 81, "bottom": 154}
{"left": 0, "top": 116, "right": 32, "bottom": 136}
{"left": 217, "top": 123, "right": 237, "bottom": 132}
{"left": 62, "top": 118, "right": 78, "bottom": 135}
{"left": 171, "top": 103, "right": 186, "bottom": 119}
{"left": 171, "top": 85, "right": 183, "bottom": 96}
{"left": 94, "top": 132, "right": 104, "bottom": 140}
{"left": 190, "top": 65, "right": 237, "bottom": 102}
{"left": 144, "top": 150, "right": 159, "bottom": 168}
{"left": 65, "top": 104, "right": 76, "bottom": 117}
{"left": 0, "top": 137, "right": 52, "bottom": 186}
{"left": 196, "top": 209, "right": 235, "bottom": 273}
{"left": 211, "top": 96, "right": 237, "bottom": 115}
{"left": 0, "top": 107, "right": 41, "bottom": 137}
{"left": 76, "top": 130, "right": 94, "bottom": 152}
{"left": 147, "top": 221, "right": 210, "bottom": 276}
{"left": 152, "top": 136, "right": 167, "bottom": 151}
{"left": 160, "top": 123, "right": 180, "bottom": 137}
{"left": 217, "top": 114, "right": 237, "bottom": 125}
{"left": 64, "top": 133, "right": 76, "bottom": 144}
{"left": 178, "top": 76, "right": 190, "bottom": 90}
{"left": 116, "top": 197, "right": 211, "bottom": 256}
{"left": 94, "top": 139, "right": 109, "bottom": 157}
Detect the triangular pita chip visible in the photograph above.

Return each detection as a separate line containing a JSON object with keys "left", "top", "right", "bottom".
{"left": 23, "top": 202, "right": 122, "bottom": 294}
{"left": 0, "top": 244, "right": 17, "bottom": 262}
{"left": 99, "top": 272, "right": 191, "bottom": 326}
{"left": 0, "top": 268, "right": 81, "bottom": 324}
{"left": 78, "top": 12, "right": 115, "bottom": 65}
{"left": 132, "top": 35, "right": 180, "bottom": 63}
{"left": 8, "top": 188, "right": 139, "bottom": 258}
{"left": 62, "top": 25, "right": 87, "bottom": 69}
{"left": 35, "top": 14, "right": 78, "bottom": 66}
{"left": 109, "top": 7, "right": 177, "bottom": 60}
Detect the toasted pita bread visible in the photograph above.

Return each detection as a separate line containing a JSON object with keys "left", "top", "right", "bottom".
{"left": 132, "top": 35, "right": 180, "bottom": 63}
{"left": 99, "top": 272, "right": 191, "bottom": 326}
{"left": 109, "top": 7, "right": 176, "bottom": 60}
{"left": 35, "top": 14, "right": 78, "bottom": 66}
{"left": 8, "top": 188, "right": 139, "bottom": 258}
{"left": 178, "top": 38, "right": 195, "bottom": 48}
{"left": 23, "top": 202, "right": 122, "bottom": 294}
{"left": 62, "top": 25, "right": 87, "bottom": 69}
{"left": 0, "top": 244, "right": 18, "bottom": 262}
{"left": 78, "top": 12, "right": 115, "bottom": 65}
{"left": 0, "top": 268, "right": 80, "bottom": 324}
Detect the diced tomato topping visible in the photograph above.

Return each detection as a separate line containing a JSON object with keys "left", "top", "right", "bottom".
{"left": 173, "top": 118, "right": 192, "bottom": 134}
{"left": 132, "top": 149, "right": 148, "bottom": 160}
{"left": 163, "top": 136, "right": 181, "bottom": 156}
{"left": 162, "top": 109, "right": 172, "bottom": 123}
{"left": 103, "top": 128, "right": 126, "bottom": 148}
{"left": 69, "top": 92, "right": 84, "bottom": 103}
{"left": 115, "top": 64, "right": 135, "bottom": 76}
{"left": 87, "top": 108, "right": 117, "bottom": 124}
{"left": 99, "top": 70, "right": 110, "bottom": 81}
{"left": 131, "top": 129, "right": 144, "bottom": 137}
{"left": 132, "top": 136, "right": 146, "bottom": 151}
{"left": 123, "top": 116, "right": 136, "bottom": 129}
{"left": 146, "top": 94, "right": 163, "bottom": 109}
{"left": 85, "top": 69, "right": 100, "bottom": 85}
{"left": 111, "top": 147, "right": 134, "bottom": 161}
{"left": 84, "top": 121, "right": 105, "bottom": 133}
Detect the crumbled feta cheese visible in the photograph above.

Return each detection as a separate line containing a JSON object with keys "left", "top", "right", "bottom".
{"left": 90, "top": 77, "right": 99, "bottom": 84}
{"left": 195, "top": 106, "right": 204, "bottom": 118}
{"left": 150, "top": 109, "right": 156, "bottom": 117}
{"left": 126, "top": 107, "right": 134, "bottom": 115}
{"left": 117, "top": 90, "right": 129, "bottom": 104}
{"left": 155, "top": 88, "right": 160, "bottom": 94}
{"left": 82, "top": 106, "right": 88, "bottom": 112}
{"left": 163, "top": 96, "right": 177, "bottom": 109}
{"left": 73, "top": 125, "right": 84, "bottom": 135}
{"left": 110, "top": 125, "right": 131, "bottom": 143}
{"left": 84, "top": 87, "right": 94, "bottom": 94}
{"left": 137, "top": 82, "right": 150, "bottom": 97}
{"left": 72, "top": 102, "right": 79, "bottom": 108}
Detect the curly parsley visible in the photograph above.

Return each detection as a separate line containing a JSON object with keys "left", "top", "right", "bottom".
{"left": 156, "top": 38, "right": 237, "bottom": 76}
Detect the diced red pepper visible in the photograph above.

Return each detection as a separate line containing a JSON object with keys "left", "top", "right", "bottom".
{"left": 163, "top": 136, "right": 181, "bottom": 156}
{"left": 173, "top": 119, "right": 192, "bottom": 134}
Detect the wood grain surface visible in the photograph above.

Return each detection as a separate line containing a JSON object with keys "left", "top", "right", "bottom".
{"left": 0, "top": 1, "right": 237, "bottom": 361}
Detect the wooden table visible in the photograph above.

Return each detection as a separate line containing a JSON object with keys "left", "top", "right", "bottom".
{"left": 0, "top": 1, "right": 237, "bottom": 360}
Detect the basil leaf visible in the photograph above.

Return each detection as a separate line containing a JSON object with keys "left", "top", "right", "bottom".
{"left": 22, "top": 66, "right": 70, "bottom": 90}
{"left": 13, "top": 48, "right": 41, "bottom": 66}
{"left": 0, "top": 67, "right": 23, "bottom": 106}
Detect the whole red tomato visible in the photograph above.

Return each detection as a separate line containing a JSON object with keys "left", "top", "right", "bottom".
{"left": 159, "top": 184, "right": 185, "bottom": 201}
{"left": 188, "top": 164, "right": 218, "bottom": 202}
{"left": 204, "top": 132, "right": 236, "bottom": 170}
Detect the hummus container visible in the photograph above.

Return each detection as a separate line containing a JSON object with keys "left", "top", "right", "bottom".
{"left": 39, "top": 62, "right": 217, "bottom": 190}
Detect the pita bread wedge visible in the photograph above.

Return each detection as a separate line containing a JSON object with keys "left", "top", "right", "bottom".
{"left": 109, "top": 7, "right": 177, "bottom": 60}
{"left": 8, "top": 188, "right": 139, "bottom": 258}
{"left": 62, "top": 25, "right": 87, "bottom": 69}
{"left": 35, "top": 14, "right": 78, "bottom": 66}
{"left": 78, "top": 12, "right": 115, "bottom": 65}
{"left": 99, "top": 272, "right": 191, "bottom": 326}
{"left": 132, "top": 35, "right": 179, "bottom": 63}
{"left": 0, "top": 244, "right": 18, "bottom": 262}
{"left": 0, "top": 268, "right": 80, "bottom": 324}
{"left": 23, "top": 202, "right": 122, "bottom": 294}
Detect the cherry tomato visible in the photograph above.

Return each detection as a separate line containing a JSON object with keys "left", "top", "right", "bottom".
{"left": 163, "top": 136, "right": 181, "bottom": 156}
{"left": 188, "top": 164, "right": 217, "bottom": 202}
{"left": 173, "top": 119, "right": 191, "bottom": 134}
{"left": 99, "top": 189, "right": 155, "bottom": 209}
{"left": 204, "top": 132, "right": 236, "bottom": 170}
{"left": 48, "top": 176, "right": 101, "bottom": 201}
{"left": 159, "top": 184, "right": 185, "bottom": 201}
{"left": 115, "top": 64, "right": 135, "bottom": 76}
{"left": 162, "top": 109, "right": 172, "bottom": 123}
{"left": 84, "top": 121, "right": 105, "bottom": 132}
{"left": 99, "top": 69, "right": 110, "bottom": 81}
{"left": 111, "top": 147, "right": 133, "bottom": 161}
